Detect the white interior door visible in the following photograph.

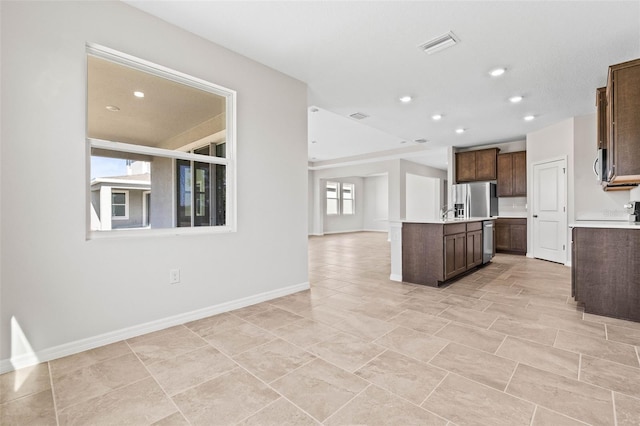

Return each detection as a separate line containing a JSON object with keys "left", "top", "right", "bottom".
{"left": 532, "top": 158, "right": 567, "bottom": 264}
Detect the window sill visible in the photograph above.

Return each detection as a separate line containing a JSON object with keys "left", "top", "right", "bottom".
{"left": 87, "top": 225, "right": 236, "bottom": 241}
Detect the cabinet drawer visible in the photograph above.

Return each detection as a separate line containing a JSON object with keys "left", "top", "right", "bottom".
{"left": 466, "top": 221, "right": 483, "bottom": 231}
{"left": 496, "top": 218, "right": 527, "bottom": 226}
{"left": 444, "top": 223, "right": 466, "bottom": 235}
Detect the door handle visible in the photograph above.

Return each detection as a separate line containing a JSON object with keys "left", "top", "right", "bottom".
{"left": 533, "top": 215, "right": 538, "bottom": 218}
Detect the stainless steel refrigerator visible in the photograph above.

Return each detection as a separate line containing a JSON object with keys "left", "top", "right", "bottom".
{"left": 451, "top": 182, "right": 498, "bottom": 218}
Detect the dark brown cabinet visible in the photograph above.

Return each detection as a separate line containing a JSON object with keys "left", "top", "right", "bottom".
{"left": 455, "top": 148, "right": 499, "bottom": 183}
{"left": 572, "top": 227, "right": 640, "bottom": 322}
{"left": 605, "top": 58, "right": 640, "bottom": 185}
{"left": 402, "top": 220, "right": 489, "bottom": 287}
{"left": 497, "top": 151, "right": 526, "bottom": 197}
{"left": 495, "top": 218, "right": 527, "bottom": 255}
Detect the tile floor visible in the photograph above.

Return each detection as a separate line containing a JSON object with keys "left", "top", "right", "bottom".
{"left": 2, "top": 231, "right": 640, "bottom": 425}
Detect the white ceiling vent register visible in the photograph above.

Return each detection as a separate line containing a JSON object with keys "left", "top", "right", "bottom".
{"left": 349, "top": 112, "right": 369, "bottom": 120}
{"left": 414, "top": 138, "right": 428, "bottom": 143}
{"left": 419, "top": 31, "right": 459, "bottom": 55}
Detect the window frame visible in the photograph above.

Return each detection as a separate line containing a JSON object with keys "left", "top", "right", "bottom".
{"left": 341, "top": 183, "right": 355, "bottom": 216}
{"left": 86, "top": 43, "right": 237, "bottom": 239}
{"left": 111, "top": 190, "right": 129, "bottom": 220}
{"left": 326, "top": 181, "right": 340, "bottom": 216}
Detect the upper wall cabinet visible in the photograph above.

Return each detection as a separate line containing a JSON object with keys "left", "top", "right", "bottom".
{"left": 596, "top": 87, "right": 607, "bottom": 150}
{"left": 605, "top": 58, "right": 640, "bottom": 186}
{"left": 497, "top": 151, "right": 527, "bottom": 197}
{"left": 455, "top": 148, "right": 499, "bottom": 183}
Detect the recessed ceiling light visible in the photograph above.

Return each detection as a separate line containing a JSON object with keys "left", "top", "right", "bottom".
{"left": 399, "top": 96, "right": 412, "bottom": 103}
{"left": 524, "top": 115, "right": 535, "bottom": 121}
{"left": 509, "top": 95, "right": 523, "bottom": 103}
{"left": 134, "top": 91, "right": 145, "bottom": 98}
{"left": 455, "top": 128, "right": 466, "bottom": 134}
{"left": 489, "top": 68, "right": 506, "bottom": 77}
{"left": 105, "top": 105, "right": 120, "bottom": 112}
{"left": 432, "top": 114, "right": 442, "bottom": 121}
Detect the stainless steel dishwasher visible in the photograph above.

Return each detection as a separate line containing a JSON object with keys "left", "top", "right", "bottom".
{"left": 482, "top": 220, "right": 494, "bottom": 264}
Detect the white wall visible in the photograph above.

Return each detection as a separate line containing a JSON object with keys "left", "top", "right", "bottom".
{"left": 363, "top": 175, "right": 389, "bottom": 231}
{"left": 309, "top": 159, "right": 447, "bottom": 235}
{"left": 1, "top": 2, "right": 308, "bottom": 369}
{"left": 405, "top": 174, "right": 440, "bottom": 221}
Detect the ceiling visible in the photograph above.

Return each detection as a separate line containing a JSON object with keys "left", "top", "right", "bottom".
{"left": 125, "top": 1, "right": 640, "bottom": 170}
{"left": 87, "top": 55, "right": 225, "bottom": 147}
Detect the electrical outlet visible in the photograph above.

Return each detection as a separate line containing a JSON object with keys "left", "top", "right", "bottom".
{"left": 169, "top": 269, "right": 180, "bottom": 284}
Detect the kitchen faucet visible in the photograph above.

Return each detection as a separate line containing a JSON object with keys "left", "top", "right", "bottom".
{"left": 441, "top": 206, "right": 455, "bottom": 221}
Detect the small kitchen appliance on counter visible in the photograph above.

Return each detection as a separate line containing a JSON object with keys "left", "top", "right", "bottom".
{"left": 624, "top": 201, "right": 640, "bottom": 222}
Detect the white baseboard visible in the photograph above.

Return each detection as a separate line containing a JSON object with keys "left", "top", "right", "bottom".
{"left": 390, "top": 274, "right": 402, "bottom": 282}
{"left": 0, "top": 281, "right": 309, "bottom": 374}
{"left": 322, "top": 229, "right": 363, "bottom": 235}
{"left": 308, "top": 233, "right": 324, "bottom": 236}
{"left": 362, "top": 229, "right": 388, "bottom": 233}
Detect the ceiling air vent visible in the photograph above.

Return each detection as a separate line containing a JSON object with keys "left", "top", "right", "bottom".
{"left": 414, "top": 139, "right": 428, "bottom": 144}
{"left": 349, "top": 112, "right": 369, "bottom": 120}
{"left": 419, "top": 31, "right": 459, "bottom": 55}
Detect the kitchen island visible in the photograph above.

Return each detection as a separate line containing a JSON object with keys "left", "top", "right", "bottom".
{"left": 571, "top": 221, "right": 640, "bottom": 322}
{"left": 401, "top": 218, "right": 492, "bottom": 287}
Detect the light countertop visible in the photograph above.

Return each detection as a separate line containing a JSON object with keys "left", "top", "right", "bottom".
{"left": 570, "top": 221, "right": 640, "bottom": 229}
{"left": 403, "top": 217, "right": 493, "bottom": 224}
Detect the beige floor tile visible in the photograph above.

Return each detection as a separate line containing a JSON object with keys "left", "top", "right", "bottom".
{"left": 146, "top": 345, "right": 236, "bottom": 395}
{"left": 355, "top": 350, "right": 447, "bottom": 404}
{"left": 435, "top": 322, "right": 506, "bottom": 353}
{"left": 429, "top": 342, "right": 516, "bottom": 390}
{"left": 489, "top": 317, "right": 558, "bottom": 346}
{"left": 387, "top": 309, "right": 450, "bottom": 335}
{"left": 440, "top": 285, "right": 488, "bottom": 299}
{"left": 583, "top": 313, "right": 640, "bottom": 332}
{"left": 49, "top": 341, "right": 132, "bottom": 379}
{"left": 229, "top": 302, "right": 273, "bottom": 319}
{"left": 243, "top": 306, "right": 304, "bottom": 331}
{"left": 52, "top": 352, "right": 149, "bottom": 409}
{"left": 404, "top": 286, "right": 447, "bottom": 302}
{"left": 325, "top": 385, "right": 447, "bottom": 426}
{"left": 238, "top": 398, "right": 319, "bottom": 425}
{"left": 0, "top": 363, "right": 50, "bottom": 404}
{"left": 57, "top": 377, "right": 176, "bottom": 425}
{"left": 580, "top": 355, "right": 640, "bottom": 399}
{"left": 398, "top": 297, "right": 450, "bottom": 316}
{"left": 173, "top": 368, "right": 279, "bottom": 426}
{"left": 128, "top": 326, "right": 207, "bottom": 365}
{"left": 126, "top": 325, "right": 186, "bottom": 345}
{"left": 298, "top": 304, "right": 355, "bottom": 326}
{"left": 438, "top": 305, "right": 499, "bottom": 329}
{"left": 308, "top": 287, "right": 338, "bottom": 300}
{"left": 531, "top": 406, "right": 588, "bottom": 425}
{"left": 607, "top": 324, "right": 640, "bottom": 346}
{"left": 270, "top": 358, "right": 367, "bottom": 422}
{"left": 479, "top": 292, "right": 531, "bottom": 307}
{"left": 346, "top": 301, "right": 407, "bottom": 321}
{"left": 537, "top": 315, "right": 606, "bottom": 339}
{"left": 555, "top": 329, "right": 639, "bottom": 367}
{"left": 374, "top": 326, "right": 449, "bottom": 363}
{"left": 614, "top": 392, "right": 640, "bottom": 426}
{"left": 309, "top": 332, "right": 385, "bottom": 372}
{"left": 203, "top": 322, "right": 275, "bottom": 356}
{"left": 184, "top": 312, "right": 247, "bottom": 337}
{"left": 331, "top": 313, "right": 397, "bottom": 341}
{"left": 506, "top": 364, "right": 614, "bottom": 425}
{"left": 151, "top": 412, "right": 190, "bottom": 426}
{"left": 440, "top": 294, "right": 492, "bottom": 311}
{"left": 484, "top": 302, "right": 543, "bottom": 323}
{"left": 496, "top": 336, "right": 579, "bottom": 379}
{"left": 233, "top": 338, "right": 315, "bottom": 383}
{"left": 271, "top": 318, "right": 339, "bottom": 347}
{"left": 0, "top": 389, "right": 56, "bottom": 426}
{"left": 423, "top": 373, "right": 535, "bottom": 426}
{"left": 312, "top": 278, "right": 353, "bottom": 290}
{"left": 526, "top": 303, "right": 584, "bottom": 321}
